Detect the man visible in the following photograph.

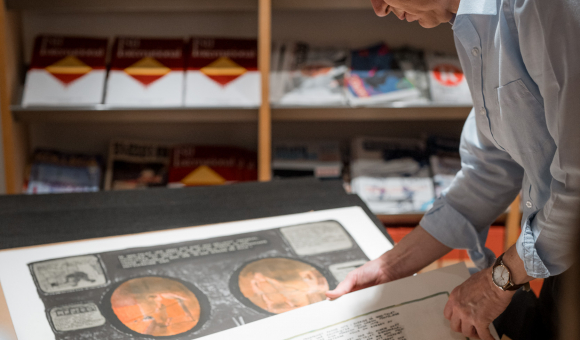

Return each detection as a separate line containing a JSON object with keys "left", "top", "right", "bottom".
{"left": 326, "top": 0, "right": 580, "bottom": 339}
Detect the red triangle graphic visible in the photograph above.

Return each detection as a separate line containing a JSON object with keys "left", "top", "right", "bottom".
{"left": 49, "top": 72, "right": 88, "bottom": 86}
{"left": 129, "top": 74, "right": 165, "bottom": 86}
{"left": 206, "top": 74, "right": 242, "bottom": 87}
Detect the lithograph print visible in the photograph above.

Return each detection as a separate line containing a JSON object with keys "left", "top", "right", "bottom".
{"left": 28, "top": 220, "right": 370, "bottom": 339}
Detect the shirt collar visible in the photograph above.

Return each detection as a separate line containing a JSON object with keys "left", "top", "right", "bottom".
{"left": 456, "top": 0, "right": 497, "bottom": 16}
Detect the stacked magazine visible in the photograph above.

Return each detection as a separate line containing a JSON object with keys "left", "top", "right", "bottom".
{"left": 271, "top": 42, "right": 348, "bottom": 106}
{"left": 104, "top": 140, "right": 170, "bottom": 190}
{"left": 25, "top": 149, "right": 102, "bottom": 194}
{"left": 272, "top": 141, "right": 342, "bottom": 179}
{"left": 345, "top": 43, "right": 422, "bottom": 106}
{"left": 350, "top": 136, "right": 434, "bottom": 214}
{"left": 427, "top": 136, "right": 462, "bottom": 197}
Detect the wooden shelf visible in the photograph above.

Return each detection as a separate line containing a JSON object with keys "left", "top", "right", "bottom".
{"left": 273, "top": 105, "right": 471, "bottom": 121}
{"left": 378, "top": 213, "right": 508, "bottom": 226}
{"left": 11, "top": 105, "right": 259, "bottom": 123}
{"left": 274, "top": 0, "right": 372, "bottom": 10}
{"left": 6, "top": 0, "right": 259, "bottom": 12}
{"left": 6, "top": 0, "right": 372, "bottom": 12}
{"left": 12, "top": 104, "right": 471, "bottom": 123}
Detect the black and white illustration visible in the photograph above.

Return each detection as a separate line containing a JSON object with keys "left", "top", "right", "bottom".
{"left": 28, "top": 221, "right": 371, "bottom": 339}
{"left": 0, "top": 207, "right": 393, "bottom": 340}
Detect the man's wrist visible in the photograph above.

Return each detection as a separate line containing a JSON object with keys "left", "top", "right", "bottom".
{"left": 501, "top": 245, "right": 535, "bottom": 285}
{"left": 379, "top": 251, "right": 407, "bottom": 282}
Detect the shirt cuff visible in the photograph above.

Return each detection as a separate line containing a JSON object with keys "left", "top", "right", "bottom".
{"left": 420, "top": 196, "right": 496, "bottom": 270}
{"left": 516, "top": 212, "right": 550, "bottom": 278}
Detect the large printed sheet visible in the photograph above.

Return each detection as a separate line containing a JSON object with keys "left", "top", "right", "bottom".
{"left": 204, "top": 263, "right": 498, "bottom": 340}
{"left": 0, "top": 207, "right": 392, "bottom": 340}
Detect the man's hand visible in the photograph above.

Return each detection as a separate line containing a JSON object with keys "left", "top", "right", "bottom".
{"left": 444, "top": 245, "right": 533, "bottom": 339}
{"left": 326, "top": 256, "right": 393, "bottom": 299}
{"left": 444, "top": 268, "right": 514, "bottom": 340}
{"left": 326, "top": 225, "right": 453, "bottom": 299}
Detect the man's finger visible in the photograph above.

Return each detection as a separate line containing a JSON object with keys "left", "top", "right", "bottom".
{"left": 450, "top": 315, "right": 462, "bottom": 333}
{"left": 326, "top": 273, "right": 357, "bottom": 300}
{"left": 474, "top": 324, "right": 495, "bottom": 340}
{"left": 443, "top": 300, "right": 453, "bottom": 320}
{"left": 462, "top": 322, "right": 478, "bottom": 339}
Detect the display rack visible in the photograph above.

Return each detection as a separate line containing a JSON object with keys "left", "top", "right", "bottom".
{"left": 0, "top": 0, "right": 522, "bottom": 284}
{"left": 0, "top": 0, "right": 468, "bottom": 204}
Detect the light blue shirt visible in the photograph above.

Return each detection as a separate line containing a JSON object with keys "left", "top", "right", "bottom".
{"left": 420, "top": 0, "right": 580, "bottom": 278}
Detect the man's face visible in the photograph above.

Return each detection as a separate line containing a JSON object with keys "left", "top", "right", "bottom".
{"left": 370, "top": 0, "right": 456, "bottom": 28}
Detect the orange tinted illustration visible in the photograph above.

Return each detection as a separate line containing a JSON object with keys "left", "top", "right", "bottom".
{"left": 238, "top": 258, "right": 329, "bottom": 314}
{"left": 110, "top": 277, "right": 201, "bottom": 336}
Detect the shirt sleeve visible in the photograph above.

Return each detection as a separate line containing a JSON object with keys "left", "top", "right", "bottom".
{"left": 512, "top": 0, "right": 580, "bottom": 277}
{"left": 420, "top": 110, "right": 524, "bottom": 269}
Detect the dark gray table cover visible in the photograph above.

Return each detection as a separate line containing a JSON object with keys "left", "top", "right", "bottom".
{"left": 0, "top": 178, "right": 392, "bottom": 250}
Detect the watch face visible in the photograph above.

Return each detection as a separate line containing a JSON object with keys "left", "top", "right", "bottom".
{"left": 493, "top": 265, "right": 510, "bottom": 287}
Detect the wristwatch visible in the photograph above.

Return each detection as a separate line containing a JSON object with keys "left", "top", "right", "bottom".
{"left": 491, "top": 253, "right": 530, "bottom": 291}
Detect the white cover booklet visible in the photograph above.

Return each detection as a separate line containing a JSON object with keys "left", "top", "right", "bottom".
{"left": 22, "top": 35, "right": 108, "bottom": 106}
{"left": 185, "top": 37, "right": 260, "bottom": 107}
{"left": 104, "top": 37, "right": 185, "bottom": 106}
{"left": 0, "top": 207, "right": 392, "bottom": 340}
{"left": 425, "top": 53, "right": 473, "bottom": 104}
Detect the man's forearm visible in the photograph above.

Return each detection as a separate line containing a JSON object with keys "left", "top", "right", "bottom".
{"left": 381, "top": 225, "right": 453, "bottom": 280}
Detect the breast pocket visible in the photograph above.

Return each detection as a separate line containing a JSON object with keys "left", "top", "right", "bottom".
{"left": 495, "top": 79, "right": 554, "bottom": 157}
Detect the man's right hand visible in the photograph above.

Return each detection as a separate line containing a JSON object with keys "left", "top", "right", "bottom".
{"left": 325, "top": 225, "right": 453, "bottom": 300}
{"left": 326, "top": 256, "right": 394, "bottom": 299}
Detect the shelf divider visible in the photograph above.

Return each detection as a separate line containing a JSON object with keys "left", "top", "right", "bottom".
{"left": 258, "top": 0, "right": 272, "bottom": 181}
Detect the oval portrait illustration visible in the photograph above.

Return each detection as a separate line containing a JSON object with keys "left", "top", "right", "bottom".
{"left": 108, "top": 277, "right": 203, "bottom": 337}
{"left": 236, "top": 258, "right": 330, "bottom": 314}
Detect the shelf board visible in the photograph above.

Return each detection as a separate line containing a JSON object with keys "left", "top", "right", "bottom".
{"left": 6, "top": 0, "right": 372, "bottom": 12}
{"left": 12, "top": 104, "right": 472, "bottom": 123}
{"left": 11, "top": 105, "right": 259, "bottom": 123}
{"left": 6, "top": 0, "right": 259, "bottom": 12}
{"left": 378, "top": 212, "right": 507, "bottom": 226}
{"left": 273, "top": 104, "right": 471, "bottom": 121}
{"left": 274, "top": 0, "right": 372, "bottom": 10}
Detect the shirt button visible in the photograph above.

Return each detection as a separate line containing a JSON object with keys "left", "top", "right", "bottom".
{"left": 479, "top": 107, "right": 486, "bottom": 116}
{"left": 526, "top": 201, "right": 533, "bottom": 209}
{"left": 471, "top": 47, "right": 480, "bottom": 57}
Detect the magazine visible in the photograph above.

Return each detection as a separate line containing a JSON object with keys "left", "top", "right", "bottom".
{"left": 105, "top": 37, "right": 185, "bottom": 106}
{"left": 168, "top": 145, "right": 257, "bottom": 187}
{"left": 350, "top": 137, "right": 434, "bottom": 214}
{"left": 185, "top": 37, "right": 260, "bottom": 107}
{"left": 22, "top": 35, "right": 108, "bottom": 106}
{"left": 274, "top": 42, "right": 348, "bottom": 106}
{"left": 25, "top": 149, "right": 102, "bottom": 194}
{"left": 272, "top": 141, "right": 342, "bottom": 179}
{"left": 427, "top": 136, "right": 462, "bottom": 197}
{"left": 425, "top": 53, "right": 472, "bottom": 104}
{"left": 345, "top": 43, "right": 421, "bottom": 106}
{"left": 104, "top": 140, "right": 170, "bottom": 190}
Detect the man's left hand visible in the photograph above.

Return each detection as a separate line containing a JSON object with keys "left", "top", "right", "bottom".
{"left": 444, "top": 267, "right": 514, "bottom": 340}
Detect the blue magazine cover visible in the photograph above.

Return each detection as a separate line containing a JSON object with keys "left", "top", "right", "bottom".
{"left": 346, "top": 43, "right": 420, "bottom": 106}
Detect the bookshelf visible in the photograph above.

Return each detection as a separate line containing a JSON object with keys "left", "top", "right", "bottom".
{"left": 0, "top": 0, "right": 467, "bottom": 195}
{"left": 0, "top": 0, "right": 522, "bottom": 277}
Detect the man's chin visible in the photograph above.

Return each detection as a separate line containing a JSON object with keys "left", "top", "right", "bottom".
{"left": 418, "top": 18, "right": 442, "bottom": 28}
